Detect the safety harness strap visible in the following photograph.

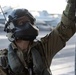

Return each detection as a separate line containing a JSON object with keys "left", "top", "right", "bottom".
{"left": 31, "top": 48, "right": 51, "bottom": 75}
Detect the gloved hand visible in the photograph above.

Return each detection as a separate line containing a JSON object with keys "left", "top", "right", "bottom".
{"left": 67, "top": 0, "right": 76, "bottom": 10}
{"left": 64, "top": 0, "right": 75, "bottom": 20}
{"left": 67, "top": 0, "right": 75, "bottom": 4}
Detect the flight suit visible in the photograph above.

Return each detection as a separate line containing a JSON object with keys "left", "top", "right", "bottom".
{"left": 0, "top": 0, "right": 75, "bottom": 75}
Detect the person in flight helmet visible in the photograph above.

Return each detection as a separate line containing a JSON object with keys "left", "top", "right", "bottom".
{"left": 0, "top": 0, "right": 75, "bottom": 75}
{"left": 4, "top": 9, "right": 39, "bottom": 41}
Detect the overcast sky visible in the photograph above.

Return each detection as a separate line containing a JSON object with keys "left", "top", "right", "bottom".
{"left": 0, "top": 0, "right": 67, "bottom": 14}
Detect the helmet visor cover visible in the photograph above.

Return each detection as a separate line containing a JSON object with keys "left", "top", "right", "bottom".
{"left": 13, "top": 21, "right": 39, "bottom": 41}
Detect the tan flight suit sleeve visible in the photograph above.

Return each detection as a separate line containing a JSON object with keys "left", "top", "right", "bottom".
{"left": 40, "top": 1, "right": 75, "bottom": 66}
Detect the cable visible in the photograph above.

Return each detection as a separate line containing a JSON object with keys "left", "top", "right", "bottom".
{"left": 0, "top": 5, "right": 7, "bottom": 22}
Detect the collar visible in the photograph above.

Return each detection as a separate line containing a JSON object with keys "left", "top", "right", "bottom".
{"left": 10, "top": 41, "right": 38, "bottom": 52}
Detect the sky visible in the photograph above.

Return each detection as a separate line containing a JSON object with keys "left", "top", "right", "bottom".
{"left": 0, "top": 0, "right": 67, "bottom": 14}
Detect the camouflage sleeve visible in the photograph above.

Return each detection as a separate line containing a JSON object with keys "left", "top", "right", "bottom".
{"left": 0, "top": 67, "right": 7, "bottom": 75}
{"left": 0, "top": 49, "right": 8, "bottom": 75}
